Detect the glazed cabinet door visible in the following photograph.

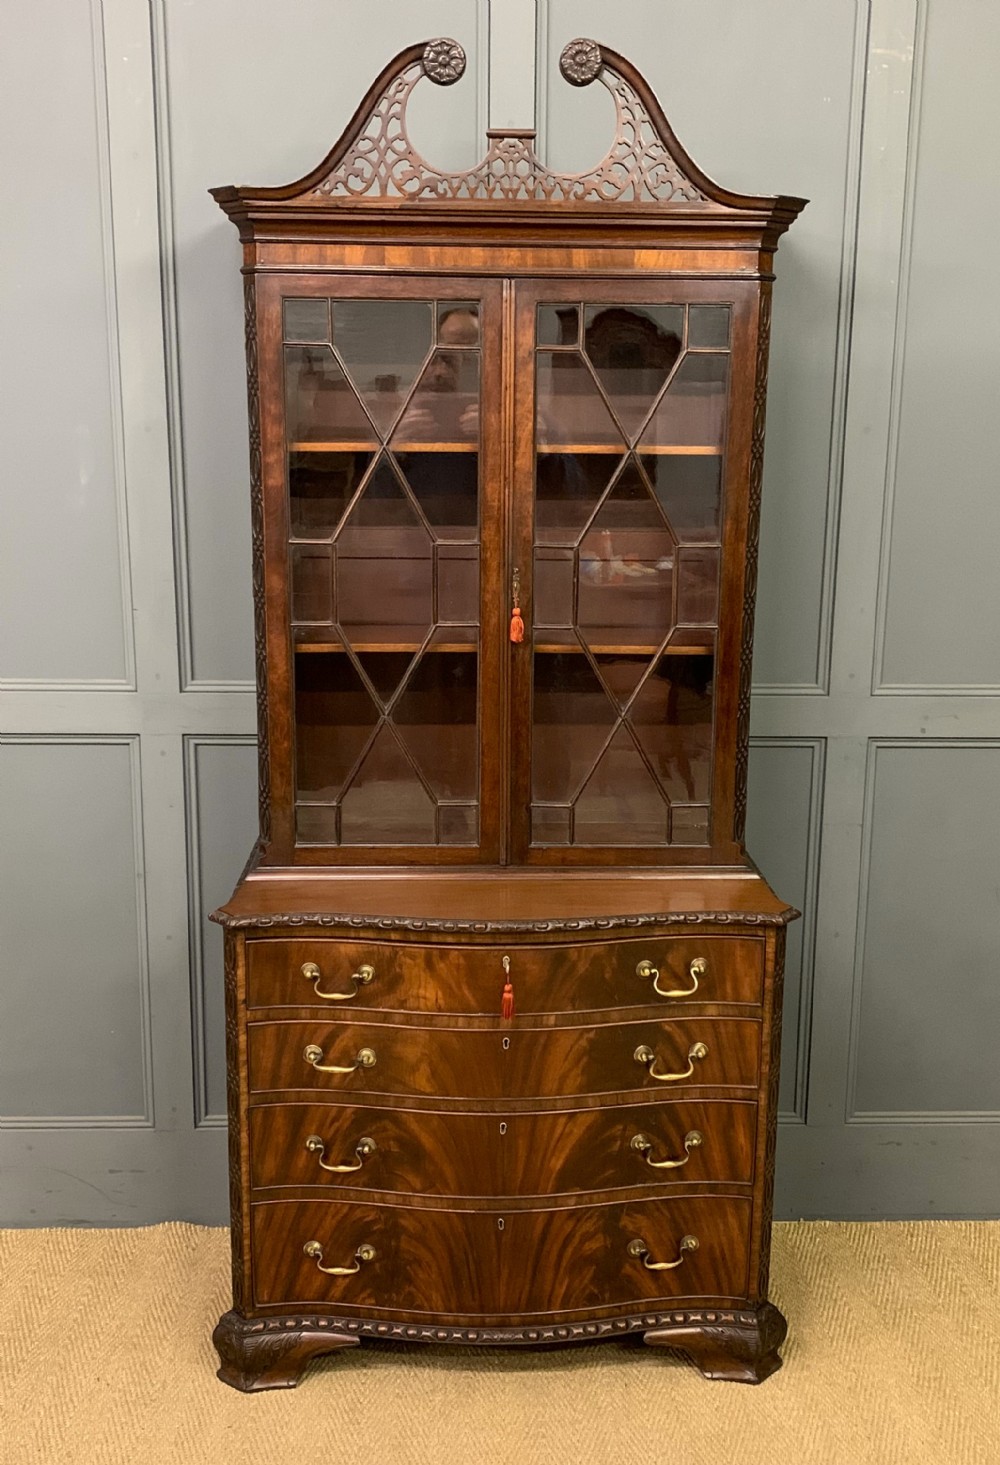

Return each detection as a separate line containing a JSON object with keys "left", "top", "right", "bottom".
{"left": 256, "top": 277, "right": 505, "bottom": 864}
{"left": 508, "top": 278, "right": 759, "bottom": 865}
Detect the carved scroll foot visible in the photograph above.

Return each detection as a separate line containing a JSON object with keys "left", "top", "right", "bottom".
{"left": 213, "top": 1311, "right": 359, "bottom": 1392}
{"left": 643, "top": 1302, "right": 787, "bottom": 1384}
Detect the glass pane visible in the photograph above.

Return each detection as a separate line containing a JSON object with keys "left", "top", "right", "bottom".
{"left": 295, "top": 647, "right": 379, "bottom": 800}
{"left": 537, "top": 304, "right": 578, "bottom": 347}
{"left": 676, "top": 547, "right": 721, "bottom": 625}
{"left": 335, "top": 458, "right": 433, "bottom": 651}
{"left": 536, "top": 352, "right": 623, "bottom": 451}
{"left": 577, "top": 463, "right": 675, "bottom": 654}
{"left": 394, "top": 640, "right": 478, "bottom": 800}
{"left": 296, "top": 804, "right": 339, "bottom": 843}
{"left": 289, "top": 450, "right": 373, "bottom": 539}
{"left": 628, "top": 651, "right": 714, "bottom": 805}
{"left": 640, "top": 353, "right": 729, "bottom": 450}
{"left": 394, "top": 351, "right": 480, "bottom": 539}
{"left": 290, "top": 545, "right": 332, "bottom": 624}
{"left": 572, "top": 726, "right": 669, "bottom": 846}
{"left": 670, "top": 805, "right": 710, "bottom": 844}
{"left": 534, "top": 548, "right": 574, "bottom": 627}
{"left": 284, "top": 345, "right": 376, "bottom": 447}
{"left": 531, "top": 806, "right": 571, "bottom": 844}
{"left": 339, "top": 724, "right": 437, "bottom": 845}
{"left": 640, "top": 453, "right": 722, "bottom": 544}
{"left": 688, "top": 305, "right": 730, "bottom": 350}
{"left": 583, "top": 304, "right": 684, "bottom": 442}
{"left": 284, "top": 298, "right": 329, "bottom": 343}
{"left": 532, "top": 651, "right": 616, "bottom": 804}
{"left": 332, "top": 299, "right": 432, "bottom": 436}
{"left": 436, "top": 545, "right": 478, "bottom": 623}
{"left": 439, "top": 805, "right": 478, "bottom": 844}
{"left": 438, "top": 303, "right": 480, "bottom": 345}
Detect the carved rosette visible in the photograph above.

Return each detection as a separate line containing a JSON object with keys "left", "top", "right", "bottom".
{"left": 223, "top": 937, "right": 245, "bottom": 1312}
{"left": 733, "top": 287, "right": 772, "bottom": 846}
{"left": 559, "top": 38, "right": 603, "bottom": 86}
{"left": 243, "top": 276, "right": 270, "bottom": 845}
{"left": 422, "top": 38, "right": 465, "bottom": 85}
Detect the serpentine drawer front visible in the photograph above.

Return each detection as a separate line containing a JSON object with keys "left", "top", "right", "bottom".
{"left": 250, "top": 1195, "right": 753, "bottom": 1318}
{"left": 249, "top": 1099, "right": 758, "bottom": 1197}
{"left": 246, "top": 1016, "right": 761, "bottom": 1101}
{"left": 246, "top": 936, "right": 765, "bottom": 1014}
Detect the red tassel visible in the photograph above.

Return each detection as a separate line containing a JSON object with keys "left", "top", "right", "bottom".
{"left": 501, "top": 982, "right": 515, "bottom": 1020}
{"left": 509, "top": 607, "right": 524, "bottom": 644}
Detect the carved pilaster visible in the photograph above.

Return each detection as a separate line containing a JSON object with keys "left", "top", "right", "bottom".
{"left": 733, "top": 287, "right": 772, "bottom": 846}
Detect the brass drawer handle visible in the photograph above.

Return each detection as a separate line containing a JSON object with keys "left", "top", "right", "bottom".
{"left": 634, "top": 1041, "right": 708, "bottom": 1082}
{"left": 305, "top": 1134, "right": 376, "bottom": 1173}
{"left": 630, "top": 1129, "right": 703, "bottom": 1169}
{"left": 302, "top": 961, "right": 375, "bottom": 1001}
{"left": 637, "top": 956, "right": 705, "bottom": 999}
{"left": 627, "top": 1234, "right": 698, "bottom": 1271}
{"left": 303, "top": 1240, "right": 376, "bottom": 1276}
{"left": 303, "top": 1044, "right": 377, "bottom": 1074}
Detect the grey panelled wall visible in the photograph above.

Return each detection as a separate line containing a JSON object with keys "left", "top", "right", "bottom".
{"left": 2, "top": 0, "right": 998, "bottom": 1224}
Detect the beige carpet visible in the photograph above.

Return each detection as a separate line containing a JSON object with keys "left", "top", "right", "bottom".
{"left": 1, "top": 1222, "right": 998, "bottom": 1465}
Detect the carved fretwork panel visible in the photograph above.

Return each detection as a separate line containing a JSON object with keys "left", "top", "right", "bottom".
{"left": 309, "top": 39, "right": 710, "bottom": 205}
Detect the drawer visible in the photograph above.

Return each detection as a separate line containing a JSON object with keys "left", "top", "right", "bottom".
{"left": 247, "top": 1016, "right": 759, "bottom": 1101}
{"left": 251, "top": 1195, "right": 751, "bottom": 1317}
{"left": 246, "top": 934, "right": 764, "bottom": 1015}
{"left": 250, "top": 1098, "right": 757, "bottom": 1196}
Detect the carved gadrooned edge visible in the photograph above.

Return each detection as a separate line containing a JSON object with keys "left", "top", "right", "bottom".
{"left": 243, "top": 275, "right": 270, "bottom": 845}
{"left": 217, "top": 1305, "right": 765, "bottom": 1351}
{"left": 222, "top": 937, "right": 244, "bottom": 1312}
{"left": 733, "top": 287, "right": 772, "bottom": 847}
{"left": 212, "top": 908, "right": 797, "bottom": 933}
{"left": 310, "top": 39, "right": 708, "bottom": 203}
{"left": 756, "top": 926, "right": 786, "bottom": 1300}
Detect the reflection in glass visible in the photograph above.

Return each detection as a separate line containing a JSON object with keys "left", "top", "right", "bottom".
{"left": 583, "top": 304, "right": 683, "bottom": 440}
{"left": 285, "top": 346, "right": 376, "bottom": 446}
{"left": 537, "top": 304, "right": 579, "bottom": 347}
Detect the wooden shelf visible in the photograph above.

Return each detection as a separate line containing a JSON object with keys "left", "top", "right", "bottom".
{"left": 293, "top": 631, "right": 712, "bottom": 657}
{"left": 288, "top": 441, "right": 720, "bottom": 456}
{"left": 290, "top": 441, "right": 477, "bottom": 454}
{"left": 537, "top": 444, "right": 722, "bottom": 456}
